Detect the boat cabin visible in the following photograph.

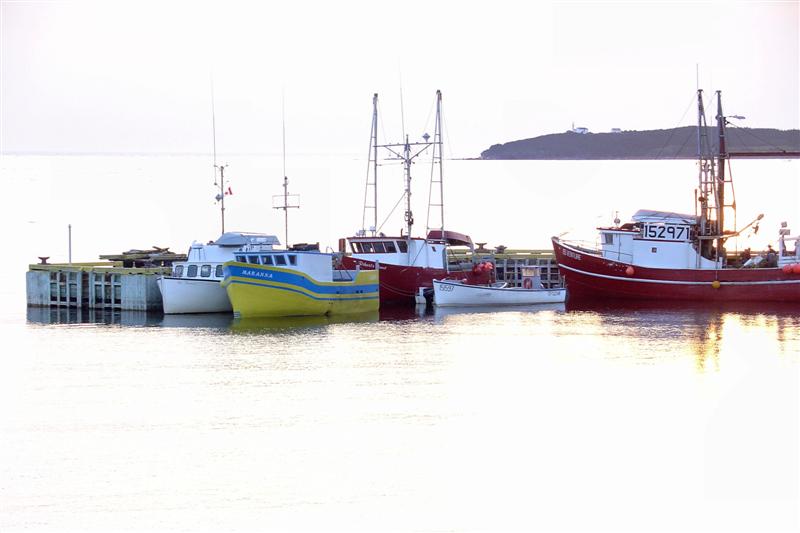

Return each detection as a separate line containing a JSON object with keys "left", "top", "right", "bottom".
{"left": 172, "top": 232, "right": 281, "bottom": 279}
{"left": 347, "top": 230, "right": 475, "bottom": 270}
{"left": 598, "top": 210, "right": 720, "bottom": 269}
{"left": 233, "top": 250, "right": 351, "bottom": 282}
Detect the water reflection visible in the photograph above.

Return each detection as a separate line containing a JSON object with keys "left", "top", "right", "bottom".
{"left": 26, "top": 306, "right": 161, "bottom": 327}
{"left": 563, "top": 298, "right": 800, "bottom": 371}
{"left": 432, "top": 303, "right": 565, "bottom": 323}
{"left": 231, "top": 311, "right": 379, "bottom": 334}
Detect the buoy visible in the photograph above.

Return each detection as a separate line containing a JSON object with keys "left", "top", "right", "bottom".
{"left": 711, "top": 280, "right": 721, "bottom": 289}
{"left": 625, "top": 266, "right": 634, "bottom": 276}
{"left": 783, "top": 264, "right": 794, "bottom": 274}
{"left": 793, "top": 263, "right": 800, "bottom": 274}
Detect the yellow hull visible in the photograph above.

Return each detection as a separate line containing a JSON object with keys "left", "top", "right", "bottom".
{"left": 222, "top": 262, "right": 379, "bottom": 318}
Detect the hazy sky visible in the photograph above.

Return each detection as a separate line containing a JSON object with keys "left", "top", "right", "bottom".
{"left": 1, "top": 0, "right": 798, "bottom": 157}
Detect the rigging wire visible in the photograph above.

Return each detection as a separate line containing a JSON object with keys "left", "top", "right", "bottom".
{"left": 654, "top": 91, "right": 697, "bottom": 159}
{"left": 727, "top": 123, "right": 793, "bottom": 153}
{"left": 377, "top": 192, "right": 407, "bottom": 234}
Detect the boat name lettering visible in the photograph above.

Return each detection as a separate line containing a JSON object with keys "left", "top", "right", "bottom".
{"left": 242, "top": 269, "right": 273, "bottom": 279}
{"left": 563, "top": 249, "right": 582, "bottom": 261}
{"left": 356, "top": 260, "right": 385, "bottom": 270}
{"left": 642, "top": 224, "right": 692, "bottom": 241}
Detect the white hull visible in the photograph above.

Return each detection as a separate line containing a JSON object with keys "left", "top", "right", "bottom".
{"left": 157, "top": 277, "right": 232, "bottom": 314}
{"left": 433, "top": 279, "right": 566, "bottom": 307}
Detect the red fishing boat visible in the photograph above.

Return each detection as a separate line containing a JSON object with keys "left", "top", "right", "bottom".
{"left": 339, "top": 91, "right": 491, "bottom": 305}
{"left": 552, "top": 90, "right": 800, "bottom": 302}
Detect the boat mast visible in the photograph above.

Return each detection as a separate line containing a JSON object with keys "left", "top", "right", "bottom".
{"left": 362, "top": 94, "right": 379, "bottom": 236}
{"left": 695, "top": 89, "right": 717, "bottom": 260}
{"left": 426, "top": 90, "right": 445, "bottom": 239}
{"left": 369, "top": 91, "right": 440, "bottom": 240}
{"left": 715, "top": 90, "right": 727, "bottom": 257}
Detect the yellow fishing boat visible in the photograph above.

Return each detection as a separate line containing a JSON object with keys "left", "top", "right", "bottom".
{"left": 221, "top": 249, "right": 379, "bottom": 318}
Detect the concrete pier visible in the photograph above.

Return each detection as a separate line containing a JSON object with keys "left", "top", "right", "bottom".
{"left": 26, "top": 263, "right": 169, "bottom": 311}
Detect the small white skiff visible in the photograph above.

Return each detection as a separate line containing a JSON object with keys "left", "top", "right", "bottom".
{"left": 433, "top": 279, "right": 566, "bottom": 307}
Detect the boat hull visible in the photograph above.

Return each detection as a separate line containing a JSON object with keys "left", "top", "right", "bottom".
{"left": 156, "top": 277, "right": 232, "bottom": 314}
{"left": 433, "top": 280, "right": 566, "bottom": 307}
{"left": 339, "top": 256, "right": 489, "bottom": 305}
{"left": 552, "top": 237, "right": 800, "bottom": 302}
{"left": 222, "top": 262, "right": 379, "bottom": 318}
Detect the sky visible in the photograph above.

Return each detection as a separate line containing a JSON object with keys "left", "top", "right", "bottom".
{"left": 1, "top": 0, "right": 798, "bottom": 158}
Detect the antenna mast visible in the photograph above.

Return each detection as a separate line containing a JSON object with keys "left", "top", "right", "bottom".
{"left": 273, "top": 101, "right": 299, "bottom": 246}
{"left": 211, "top": 78, "right": 228, "bottom": 235}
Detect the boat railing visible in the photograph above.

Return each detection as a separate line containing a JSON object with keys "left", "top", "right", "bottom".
{"left": 560, "top": 239, "right": 602, "bottom": 255}
{"left": 600, "top": 249, "right": 635, "bottom": 263}
{"left": 239, "top": 243, "right": 277, "bottom": 253}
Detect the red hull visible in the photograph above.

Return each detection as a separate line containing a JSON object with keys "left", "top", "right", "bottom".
{"left": 552, "top": 237, "right": 800, "bottom": 303}
{"left": 340, "top": 256, "right": 489, "bottom": 305}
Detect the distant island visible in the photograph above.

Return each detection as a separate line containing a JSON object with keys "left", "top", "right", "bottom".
{"left": 480, "top": 126, "right": 800, "bottom": 160}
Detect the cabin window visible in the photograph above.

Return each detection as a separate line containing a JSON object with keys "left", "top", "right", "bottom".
{"left": 200, "top": 265, "right": 212, "bottom": 278}
{"left": 372, "top": 242, "right": 386, "bottom": 253}
{"left": 397, "top": 241, "right": 408, "bottom": 253}
{"left": 235, "top": 255, "right": 245, "bottom": 262}
{"left": 275, "top": 255, "right": 287, "bottom": 266}
{"left": 215, "top": 265, "right": 223, "bottom": 277}
{"left": 187, "top": 265, "right": 198, "bottom": 277}
{"left": 603, "top": 233, "right": 614, "bottom": 245}
{"left": 288, "top": 254, "right": 297, "bottom": 265}
{"left": 173, "top": 265, "right": 184, "bottom": 277}
{"left": 262, "top": 255, "right": 274, "bottom": 266}
{"left": 362, "top": 242, "right": 374, "bottom": 253}
{"left": 384, "top": 242, "right": 397, "bottom": 253}
{"left": 247, "top": 255, "right": 260, "bottom": 264}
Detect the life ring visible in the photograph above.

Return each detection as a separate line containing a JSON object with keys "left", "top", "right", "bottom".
{"left": 523, "top": 278, "right": 533, "bottom": 289}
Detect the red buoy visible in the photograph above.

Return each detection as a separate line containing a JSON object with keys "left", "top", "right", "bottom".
{"left": 783, "top": 264, "right": 794, "bottom": 274}
{"left": 793, "top": 264, "right": 800, "bottom": 274}
{"left": 625, "top": 266, "right": 635, "bottom": 276}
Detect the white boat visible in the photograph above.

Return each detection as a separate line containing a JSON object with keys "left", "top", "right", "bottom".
{"left": 433, "top": 267, "right": 566, "bottom": 307}
{"left": 157, "top": 232, "right": 280, "bottom": 314}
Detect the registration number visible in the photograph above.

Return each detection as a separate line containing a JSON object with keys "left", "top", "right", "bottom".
{"left": 642, "top": 224, "right": 692, "bottom": 241}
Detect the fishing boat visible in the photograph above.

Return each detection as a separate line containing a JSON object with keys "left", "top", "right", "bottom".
{"left": 552, "top": 90, "right": 800, "bottom": 302}
{"left": 434, "top": 266, "right": 566, "bottom": 307}
{"left": 157, "top": 232, "right": 280, "bottom": 314}
{"left": 339, "top": 91, "right": 491, "bottom": 305}
{"left": 221, "top": 247, "right": 379, "bottom": 318}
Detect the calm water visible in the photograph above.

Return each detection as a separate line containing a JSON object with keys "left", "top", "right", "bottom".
{"left": 1, "top": 155, "right": 799, "bottom": 532}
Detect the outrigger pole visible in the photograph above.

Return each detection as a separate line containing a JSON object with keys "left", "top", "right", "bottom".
{"left": 362, "top": 94, "right": 379, "bottom": 236}
{"left": 426, "top": 90, "right": 445, "bottom": 240}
